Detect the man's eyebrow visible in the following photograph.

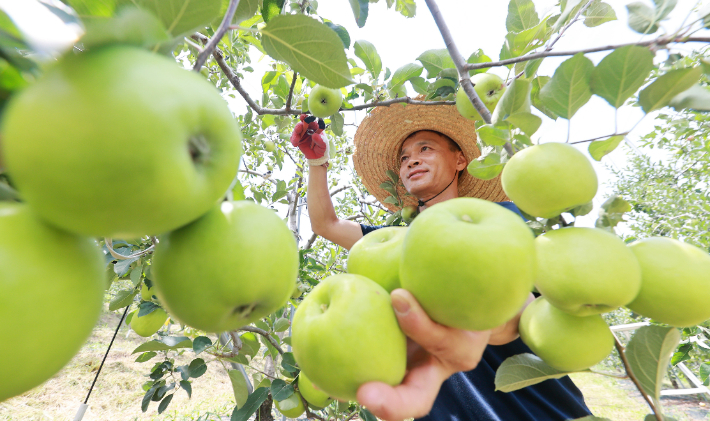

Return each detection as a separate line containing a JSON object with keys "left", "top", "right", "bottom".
{"left": 400, "top": 140, "right": 433, "bottom": 158}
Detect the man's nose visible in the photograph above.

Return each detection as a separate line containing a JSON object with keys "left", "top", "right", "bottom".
{"left": 408, "top": 157, "right": 420, "bottom": 167}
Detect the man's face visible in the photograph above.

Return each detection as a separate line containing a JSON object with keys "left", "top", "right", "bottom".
{"left": 399, "top": 131, "right": 467, "bottom": 199}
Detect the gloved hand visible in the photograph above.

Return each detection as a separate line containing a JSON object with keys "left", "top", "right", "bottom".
{"left": 290, "top": 114, "right": 330, "bottom": 166}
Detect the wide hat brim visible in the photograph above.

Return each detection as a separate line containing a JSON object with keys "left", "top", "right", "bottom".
{"left": 352, "top": 101, "right": 508, "bottom": 212}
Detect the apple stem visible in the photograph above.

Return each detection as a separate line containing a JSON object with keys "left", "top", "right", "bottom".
{"left": 613, "top": 334, "right": 665, "bottom": 420}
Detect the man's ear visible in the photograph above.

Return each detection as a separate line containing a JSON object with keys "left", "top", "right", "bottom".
{"left": 455, "top": 151, "right": 467, "bottom": 172}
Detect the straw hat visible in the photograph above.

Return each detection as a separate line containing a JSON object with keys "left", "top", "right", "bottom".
{"left": 352, "top": 100, "right": 508, "bottom": 212}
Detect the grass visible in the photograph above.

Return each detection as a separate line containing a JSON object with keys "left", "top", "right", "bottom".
{"left": 2, "top": 309, "right": 708, "bottom": 420}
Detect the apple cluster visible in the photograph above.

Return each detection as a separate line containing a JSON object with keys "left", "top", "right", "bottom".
{"left": 0, "top": 46, "right": 299, "bottom": 402}
{"left": 291, "top": 144, "right": 710, "bottom": 403}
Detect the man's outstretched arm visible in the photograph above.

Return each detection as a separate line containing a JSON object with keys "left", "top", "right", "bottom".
{"left": 307, "top": 165, "right": 363, "bottom": 250}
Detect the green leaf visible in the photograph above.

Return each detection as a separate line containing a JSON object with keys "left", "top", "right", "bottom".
{"left": 638, "top": 66, "right": 702, "bottom": 113}
{"left": 324, "top": 22, "right": 351, "bottom": 49}
{"left": 228, "top": 370, "right": 250, "bottom": 408}
{"left": 273, "top": 317, "right": 290, "bottom": 332}
{"left": 281, "top": 352, "right": 298, "bottom": 372}
{"left": 348, "top": 0, "right": 369, "bottom": 28}
{"left": 669, "top": 84, "right": 710, "bottom": 112}
{"left": 142, "top": 385, "right": 158, "bottom": 412}
{"left": 231, "top": 387, "right": 269, "bottom": 421}
{"left": 271, "top": 190, "right": 288, "bottom": 202}
{"left": 180, "top": 380, "right": 192, "bottom": 398}
{"left": 271, "top": 378, "right": 295, "bottom": 401}
{"left": 539, "top": 53, "right": 594, "bottom": 119}
{"left": 524, "top": 58, "right": 543, "bottom": 78}
{"left": 383, "top": 196, "right": 400, "bottom": 205}
{"left": 589, "top": 135, "right": 625, "bottom": 161}
{"left": 417, "top": 49, "right": 455, "bottom": 79}
{"left": 653, "top": 0, "right": 677, "bottom": 21}
{"left": 229, "top": 0, "right": 261, "bottom": 25}
{"left": 531, "top": 76, "right": 558, "bottom": 119}
{"left": 670, "top": 343, "right": 693, "bottom": 366}
{"left": 506, "top": 0, "right": 539, "bottom": 33}
{"left": 644, "top": 415, "right": 678, "bottom": 421}
{"left": 157, "top": 393, "right": 173, "bottom": 414}
{"left": 409, "top": 76, "right": 429, "bottom": 95}
{"left": 354, "top": 40, "right": 382, "bottom": 80}
{"left": 494, "top": 353, "right": 571, "bottom": 392}
{"left": 390, "top": 63, "right": 423, "bottom": 87}
{"left": 386, "top": 170, "right": 399, "bottom": 184}
{"left": 553, "top": 0, "right": 583, "bottom": 31}
{"left": 477, "top": 124, "right": 511, "bottom": 147}
{"left": 261, "top": 14, "right": 354, "bottom": 89}
{"left": 81, "top": 6, "right": 170, "bottom": 50}
{"left": 590, "top": 46, "right": 655, "bottom": 109}
{"left": 192, "top": 336, "right": 212, "bottom": 355}
{"left": 627, "top": 2, "right": 660, "bottom": 34}
{"left": 133, "top": 0, "right": 222, "bottom": 38}
{"left": 570, "top": 201, "right": 594, "bottom": 217}
{"left": 467, "top": 152, "right": 506, "bottom": 180}
{"left": 109, "top": 288, "right": 137, "bottom": 311}
{"left": 132, "top": 336, "right": 192, "bottom": 354}
{"left": 394, "top": 0, "right": 416, "bottom": 17}
{"left": 625, "top": 325, "right": 681, "bottom": 404}
{"left": 379, "top": 181, "right": 398, "bottom": 197}
{"left": 130, "top": 265, "right": 143, "bottom": 286}
{"left": 330, "top": 112, "right": 344, "bottom": 136}
{"left": 492, "top": 78, "right": 532, "bottom": 125}
{"left": 137, "top": 301, "right": 159, "bottom": 317}
{"left": 467, "top": 49, "right": 492, "bottom": 76}
{"left": 261, "top": 0, "right": 284, "bottom": 23}
{"left": 188, "top": 358, "right": 207, "bottom": 378}
{"left": 506, "top": 112, "right": 541, "bottom": 136}
{"left": 583, "top": 0, "right": 617, "bottom": 27}
{"left": 276, "top": 392, "right": 302, "bottom": 411}
{"left": 135, "top": 351, "right": 158, "bottom": 363}
{"left": 360, "top": 408, "right": 378, "bottom": 421}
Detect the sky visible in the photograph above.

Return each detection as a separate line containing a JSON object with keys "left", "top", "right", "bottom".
{"left": 228, "top": 0, "right": 704, "bottom": 238}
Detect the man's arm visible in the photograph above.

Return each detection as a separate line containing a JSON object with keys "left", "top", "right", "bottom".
{"left": 307, "top": 165, "right": 363, "bottom": 250}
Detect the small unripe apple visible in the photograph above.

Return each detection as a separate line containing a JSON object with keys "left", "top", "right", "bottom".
{"left": 140, "top": 282, "right": 155, "bottom": 301}
{"left": 264, "top": 140, "right": 276, "bottom": 152}
{"left": 401, "top": 205, "right": 418, "bottom": 224}
{"left": 456, "top": 73, "right": 506, "bottom": 121}
{"left": 519, "top": 297, "right": 614, "bottom": 372}
{"left": 308, "top": 85, "right": 343, "bottom": 118}
{"left": 130, "top": 308, "right": 168, "bottom": 337}
{"left": 274, "top": 391, "right": 305, "bottom": 418}
{"left": 298, "top": 372, "right": 332, "bottom": 409}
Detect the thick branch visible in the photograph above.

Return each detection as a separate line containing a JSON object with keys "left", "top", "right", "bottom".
{"left": 304, "top": 232, "right": 318, "bottom": 250}
{"left": 193, "top": 0, "right": 240, "bottom": 71}
{"left": 288, "top": 175, "right": 304, "bottom": 234}
{"left": 239, "top": 326, "right": 284, "bottom": 355}
{"left": 330, "top": 185, "right": 352, "bottom": 196}
{"left": 464, "top": 36, "right": 710, "bottom": 72}
{"left": 614, "top": 335, "right": 663, "bottom": 420}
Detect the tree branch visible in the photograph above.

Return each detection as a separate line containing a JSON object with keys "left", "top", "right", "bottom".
{"left": 285, "top": 72, "right": 298, "bottom": 112}
{"left": 330, "top": 185, "right": 352, "bottom": 196}
{"left": 344, "top": 96, "right": 454, "bottom": 111}
{"left": 239, "top": 326, "right": 285, "bottom": 355}
{"left": 304, "top": 232, "right": 318, "bottom": 250}
{"left": 238, "top": 169, "right": 278, "bottom": 185}
{"left": 104, "top": 238, "right": 156, "bottom": 260}
{"left": 193, "top": 0, "right": 240, "bottom": 71}
{"left": 424, "top": 0, "right": 515, "bottom": 156}
{"left": 614, "top": 335, "right": 664, "bottom": 420}
{"left": 570, "top": 132, "right": 629, "bottom": 144}
{"left": 464, "top": 37, "right": 710, "bottom": 72}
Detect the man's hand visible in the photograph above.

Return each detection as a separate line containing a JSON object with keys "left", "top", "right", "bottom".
{"left": 357, "top": 289, "right": 492, "bottom": 421}
{"left": 290, "top": 114, "right": 329, "bottom": 166}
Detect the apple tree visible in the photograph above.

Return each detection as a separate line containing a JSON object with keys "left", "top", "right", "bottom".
{"left": 2, "top": 0, "right": 710, "bottom": 420}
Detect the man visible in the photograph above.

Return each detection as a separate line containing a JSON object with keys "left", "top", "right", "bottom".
{"left": 291, "top": 102, "right": 592, "bottom": 421}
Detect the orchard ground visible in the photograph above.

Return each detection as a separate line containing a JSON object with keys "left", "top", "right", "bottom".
{"left": 0, "top": 309, "right": 707, "bottom": 421}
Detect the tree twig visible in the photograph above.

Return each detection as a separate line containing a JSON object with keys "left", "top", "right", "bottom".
{"left": 239, "top": 326, "right": 285, "bottom": 355}
{"left": 285, "top": 72, "right": 298, "bottom": 112}
{"left": 304, "top": 232, "right": 318, "bottom": 250}
{"left": 193, "top": 0, "right": 240, "bottom": 71}
{"left": 570, "top": 132, "right": 629, "bottom": 144}
{"left": 613, "top": 335, "right": 664, "bottom": 420}
{"left": 464, "top": 37, "right": 710, "bottom": 72}
{"left": 238, "top": 169, "right": 278, "bottom": 185}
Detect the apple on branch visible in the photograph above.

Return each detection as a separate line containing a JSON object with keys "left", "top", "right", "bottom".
{"left": 308, "top": 84, "right": 343, "bottom": 118}
{"left": 456, "top": 73, "right": 507, "bottom": 121}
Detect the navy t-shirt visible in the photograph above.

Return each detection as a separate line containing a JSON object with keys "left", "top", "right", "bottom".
{"left": 359, "top": 201, "right": 592, "bottom": 421}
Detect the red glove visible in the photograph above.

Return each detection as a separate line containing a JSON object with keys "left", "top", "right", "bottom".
{"left": 291, "top": 114, "right": 329, "bottom": 165}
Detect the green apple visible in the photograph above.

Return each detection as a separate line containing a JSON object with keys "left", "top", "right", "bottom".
{"left": 501, "top": 143, "right": 598, "bottom": 219}
{"left": 274, "top": 392, "right": 305, "bottom": 418}
{"left": 130, "top": 308, "right": 168, "bottom": 337}
{"left": 535, "top": 227, "right": 642, "bottom": 316}
{"left": 401, "top": 205, "right": 418, "bottom": 224}
{"left": 456, "top": 73, "right": 506, "bottom": 121}
{"left": 298, "top": 372, "right": 332, "bottom": 409}
{"left": 308, "top": 84, "right": 343, "bottom": 118}
{"left": 0, "top": 203, "right": 104, "bottom": 402}
{"left": 519, "top": 297, "right": 614, "bottom": 372}
{"left": 152, "top": 201, "right": 298, "bottom": 332}
{"left": 626, "top": 237, "right": 710, "bottom": 327}
{"left": 264, "top": 140, "right": 276, "bottom": 152}
{"left": 400, "top": 198, "right": 535, "bottom": 331}
{"left": 292, "top": 274, "right": 406, "bottom": 401}
{"left": 347, "top": 226, "right": 407, "bottom": 293}
{"left": 140, "top": 282, "right": 155, "bottom": 301}
{"left": 1, "top": 45, "right": 243, "bottom": 238}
